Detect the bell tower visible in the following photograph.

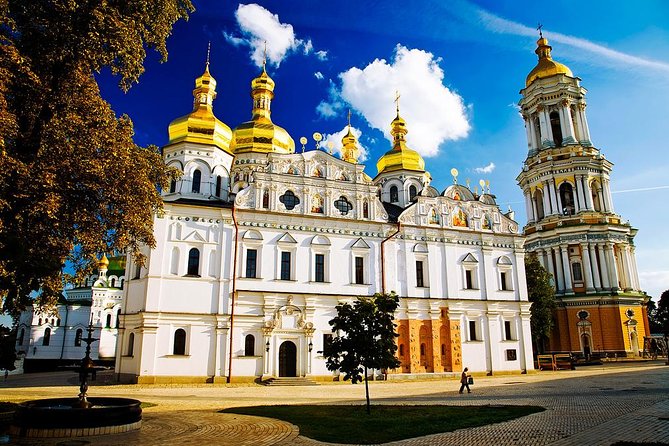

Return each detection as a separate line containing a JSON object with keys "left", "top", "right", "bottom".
{"left": 516, "top": 35, "right": 649, "bottom": 358}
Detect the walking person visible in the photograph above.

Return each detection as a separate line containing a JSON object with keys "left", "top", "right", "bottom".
{"left": 459, "top": 367, "right": 471, "bottom": 394}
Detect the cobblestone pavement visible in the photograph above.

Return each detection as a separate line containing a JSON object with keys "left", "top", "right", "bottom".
{"left": 0, "top": 361, "right": 667, "bottom": 445}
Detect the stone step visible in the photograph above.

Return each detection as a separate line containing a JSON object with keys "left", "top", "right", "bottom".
{"left": 263, "top": 377, "right": 320, "bottom": 386}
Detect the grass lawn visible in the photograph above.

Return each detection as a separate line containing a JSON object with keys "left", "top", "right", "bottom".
{"left": 221, "top": 404, "right": 544, "bottom": 444}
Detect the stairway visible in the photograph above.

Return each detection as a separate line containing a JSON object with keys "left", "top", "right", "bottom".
{"left": 263, "top": 377, "right": 320, "bottom": 386}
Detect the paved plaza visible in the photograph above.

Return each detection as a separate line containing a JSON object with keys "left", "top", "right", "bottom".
{"left": 0, "top": 361, "right": 668, "bottom": 445}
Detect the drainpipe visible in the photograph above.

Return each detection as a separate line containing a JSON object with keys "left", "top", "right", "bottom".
{"left": 227, "top": 205, "right": 240, "bottom": 383}
{"left": 381, "top": 222, "right": 401, "bottom": 294}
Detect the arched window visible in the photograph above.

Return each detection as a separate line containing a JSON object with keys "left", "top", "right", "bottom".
{"left": 559, "top": 183, "right": 575, "bottom": 215}
{"left": 262, "top": 190, "right": 269, "bottom": 209}
{"left": 43, "top": 328, "right": 51, "bottom": 346}
{"left": 409, "top": 185, "right": 418, "bottom": 201}
{"left": 116, "top": 309, "right": 121, "bottom": 328}
{"left": 17, "top": 328, "right": 24, "bottom": 346}
{"left": 127, "top": 333, "right": 135, "bottom": 356}
{"left": 215, "top": 176, "right": 222, "bottom": 197}
{"left": 173, "top": 329, "right": 186, "bottom": 355}
{"left": 187, "top": 248, "right": 200, "bottom": 276}
{"left": 363, "top": 201, "right": 369, "bottom": 219}
{"left": 191, "top": 169, "right": 201, "bottom": 193}
{"left": 550, "top": 111, "right": 563, "bottom": 146}
{"left": 389, "top": 185, "right": 399, "bottom": 203}
{"left": 105, "top": 314, "right": 111, "bottom": 328}
{"left": 534, "top": 189, "right": 545, "bottom": 220}
{"left": 572, "top": 262, "right": 583, "bottom": 282}
{"left": 169, "top": 178, "right": 177, "bottom": 193}
{"left": 244, "top": 334, "right": 255, "bottom": 356}
{"left": 75, "top": 328, "right": 83, "bottom": 347}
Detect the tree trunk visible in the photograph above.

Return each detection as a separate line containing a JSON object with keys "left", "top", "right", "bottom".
{"left": 364, "top": 366, "right": 370, "bottom": 414}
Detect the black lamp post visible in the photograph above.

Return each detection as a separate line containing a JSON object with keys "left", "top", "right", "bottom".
{"left": 77, "top": 320, "right": 99, "bottom": 408}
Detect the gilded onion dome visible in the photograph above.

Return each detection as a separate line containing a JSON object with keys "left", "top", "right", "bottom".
{"left": 376, "top": 109, "right": 426, "bottom": 174}
{"left": 230, "top": 65, "right": 295, "bottom": 154}
{"left": 98, "top": 254, "right": 109, "bottom": 269}
{"left": 167, "top": 60, "right": 233, "bottom": 154}
{"left": 341, "top": 113, "right": 360, "bottom": 164}
{"left": 526, "top": 36, "right": 573, "bottom": 87}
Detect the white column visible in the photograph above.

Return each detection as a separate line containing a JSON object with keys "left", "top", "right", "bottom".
{"left": 621, "top": 245, "right": 633, "bottom": 291}
{"left": 525, "top": 118, "right": 535, "bottom": 152}
{"left": 599, "top": 181, "right": 610, "bottom": 213}
{"left": 554, "top": 181, "right": 564, "bottom": 215}
{"left": 531, "top": 192, "right": 539, "bottom": 222}
{"left": 529, "top": 117, "right": 539, "bottom": 151}
{"left": 605, "top": 242, "right": 620, "bottom": 291}
{"left": 573, "top": 104, "right": 584, "bottom": 141}
{"left": 524, "top": 191, "right": 534, "bottom": 223}
{"left": 542, "top": 184, "right": 552, "bottom": 215}
{"left": 579, "top": 104, "right": 592, "bottom": 143}
{"left": 545, "top": 248, "right": 556, "bottom": 289}
{"left": 543, "top": 110, "right": 555, "bottom": 144}
{"left": 548, "top": 181, "right": 559, "bottom": 215}
{"left": 538, "top": 108, "right": 550, "bottom": 147}
{"left": 598, "top": 244, "right": 611, "bottom": 290}
{"left": 553, "top": 247, "right": 565, "bottom": 293}
{"left": 581, "top": 243, "right": 595, "bottom": 293}
{"left": 576, "top": 176, "right": 587, "bottom": 213}
{"left": 536, "top": 249, "right": 545, "bottom": 269}
{"left": 562, "top": 104, "right": 577, "bottom": 143}
{"left": 604, "top": 179, "right": 615, "bottom": 214}
{"left": 558, "top": 108, "right": 569, "bottom": 143}
{"left": 561, "top": 245, "right": 574, "bottom": 295}
{"left": 629, "top": 246, "right": 641, "bottom": 291}
{"left": 583, "top": 176, "right": 594, "bottom": 210}
{"left": 589, "top": 244, "right": 602, "bottom": 291}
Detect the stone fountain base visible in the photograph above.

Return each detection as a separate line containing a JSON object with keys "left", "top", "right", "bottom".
{"left": 10, "top": 397, "right": 142, "bottom": 438}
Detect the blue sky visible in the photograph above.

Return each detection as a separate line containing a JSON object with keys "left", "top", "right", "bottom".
{"left": 97, "top": 0, "right": 669, "bottom": 301}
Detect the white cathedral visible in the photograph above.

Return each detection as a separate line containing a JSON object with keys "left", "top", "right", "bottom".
{"left": 114, "top": 52, "right": 535, "bottom": 383}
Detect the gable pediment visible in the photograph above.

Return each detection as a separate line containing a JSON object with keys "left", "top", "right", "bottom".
{"left": 351, "top": 238, "right": 370, "bottom": 249}
{"left": 277, "top": 232, "right": 297, "bottom": 244}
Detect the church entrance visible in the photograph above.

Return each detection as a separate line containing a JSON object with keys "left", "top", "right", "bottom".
{"left": 279, "top": 340, "right": 297, "bottom": 377}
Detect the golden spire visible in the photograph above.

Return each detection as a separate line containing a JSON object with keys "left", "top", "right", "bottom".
{"left": 525, "top": 30, "right": 573, "bottom": 87}
{"left": 167, "top": 43, "right": 233, "bottom": 153}
{"left": 341, "top": 109, "right": 359, "bottom": 164}
{"left": 99, "top": 254, "right": 109, "bottom": 269}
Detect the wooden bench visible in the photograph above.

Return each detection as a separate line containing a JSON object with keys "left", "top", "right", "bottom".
{"left": 554, "top": 354, "right": 574, "bottom": 370}
{"left": 537, "top": 354, "right": 556, "bottom": 371}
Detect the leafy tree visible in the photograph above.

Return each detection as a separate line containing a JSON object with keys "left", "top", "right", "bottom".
{"left": 324, "top": 292, "right": 401, "bottom": 414}
{"left": 656, "top": 289, "right": 669, "bottom": 336}
{"left": 0, "top": 0, "right": 193, "bottom": 316}
{"left": 525, "top": 253, "right": 557, "bottom": 355}
{"left": 646, "top": 298, "right": 662, "bottom": 334}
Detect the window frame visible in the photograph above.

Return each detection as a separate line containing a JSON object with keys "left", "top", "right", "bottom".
{"left": 280, "top": 251, "right": 292, "bottom": 281}
{"left": 244, "top": 334, "right": 256, "bottom": 357}
{"left": 245, "top": 248, "right": 258, "bottom": 279}
{"left": 314, "top": 253, "right": 325, "bottom": 283}
{"left": 173, "top": 328, "right": 187, "bottom": 356}
{"left": 186, "top": 247, "right": 201, "bottom": 277}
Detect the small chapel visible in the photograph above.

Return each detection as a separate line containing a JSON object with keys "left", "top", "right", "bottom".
{"left": 115, "top": 52, "right": 534, "bottom": 383}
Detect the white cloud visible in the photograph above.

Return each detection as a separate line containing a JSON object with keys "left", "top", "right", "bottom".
{"left": 224, "top": 4, "right": 327, "bottom": 68}
{"left": 639, "top": 270, "right": 669, "bottom": 301}
{"left": 474, "top": 5, "right": 669, "bottom": 74}
{"left": 316, "top": 50, "right": 328, "bottom": 61}
{"left": 314, "top": 71, "right": 324, "bottom": 80}
{"left": 318, "top": 45, "right": 470, "bottom": 157}
{"left": 323, "top": 126, "right": 369, "bottom": 162}
{"left": 474, "top": 162, "right": 496, "bottom": 174}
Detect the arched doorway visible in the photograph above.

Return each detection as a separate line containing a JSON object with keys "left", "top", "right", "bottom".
{"left": 581, "top": 334, "right": 591, "bottom": 360}
{"left": 279, "top": 340, "right": 297, "bottom": 377}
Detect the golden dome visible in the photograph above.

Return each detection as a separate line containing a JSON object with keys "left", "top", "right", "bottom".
{"left": 98, "top": 254, "right": 109, "bottom": 268}
{"left": 231, "top": 66, "right": 295, "bottom": 154}
{"left": 376, "top": 111, "right": 425, "bottom": 174}
{"left": 526, "top": 37, "right": 573, "bottom": 87}
{"left": 167, "top": 63, "right": 233, "bottom": 154}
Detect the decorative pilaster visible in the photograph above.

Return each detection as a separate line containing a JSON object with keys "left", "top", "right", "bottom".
{"left": 589, "top": 244, "right": 602, "bottom": 291}
{"left": 546, "top": 248, "right": 556, "bottom": 289}
{"left": 605, "top": 242, "right": 619, "bottom": 291}
{"left": 560, "top": 245, "right": 574, "bottom": 295}
{"left": 581, "top": 243, "right": 595, "bottom": 293}
{"left": 553, "top": 246, "right": 565, "bottom": 293}
{"left": 597, "top": 243, "right": 611, "bottom": 290}
{"left": 560, "top": 100, "right": 577, "bottom": 144}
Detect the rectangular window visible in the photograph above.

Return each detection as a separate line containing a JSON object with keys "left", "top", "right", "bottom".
{"left": 504, "top": 320, "right": 512, "bottom": 340}
{"left": 416, "top": 261, "right": 424, "bottom": 287}
{"left": 315, "top": 253, "right": 325, "bottom": 282}
{"left": 322, "top": 333, "right": 333, "bottom": 356}
{"left": 500, "top": 272, "right": 508, "bottom": 290}
{"left": 469, "top": 320, "right": 478, "bottom": 341}
{"left": 280, "top": 251, "right": 291, "bottom": 280}
{"left": 465, "top": 270, "right": 473, "bottom": 289}
{"left": 245, "top": 249, "right": 257, "bottom": 278}
{"left": 355, "top": 256, "right": 364, "bottom": 284}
